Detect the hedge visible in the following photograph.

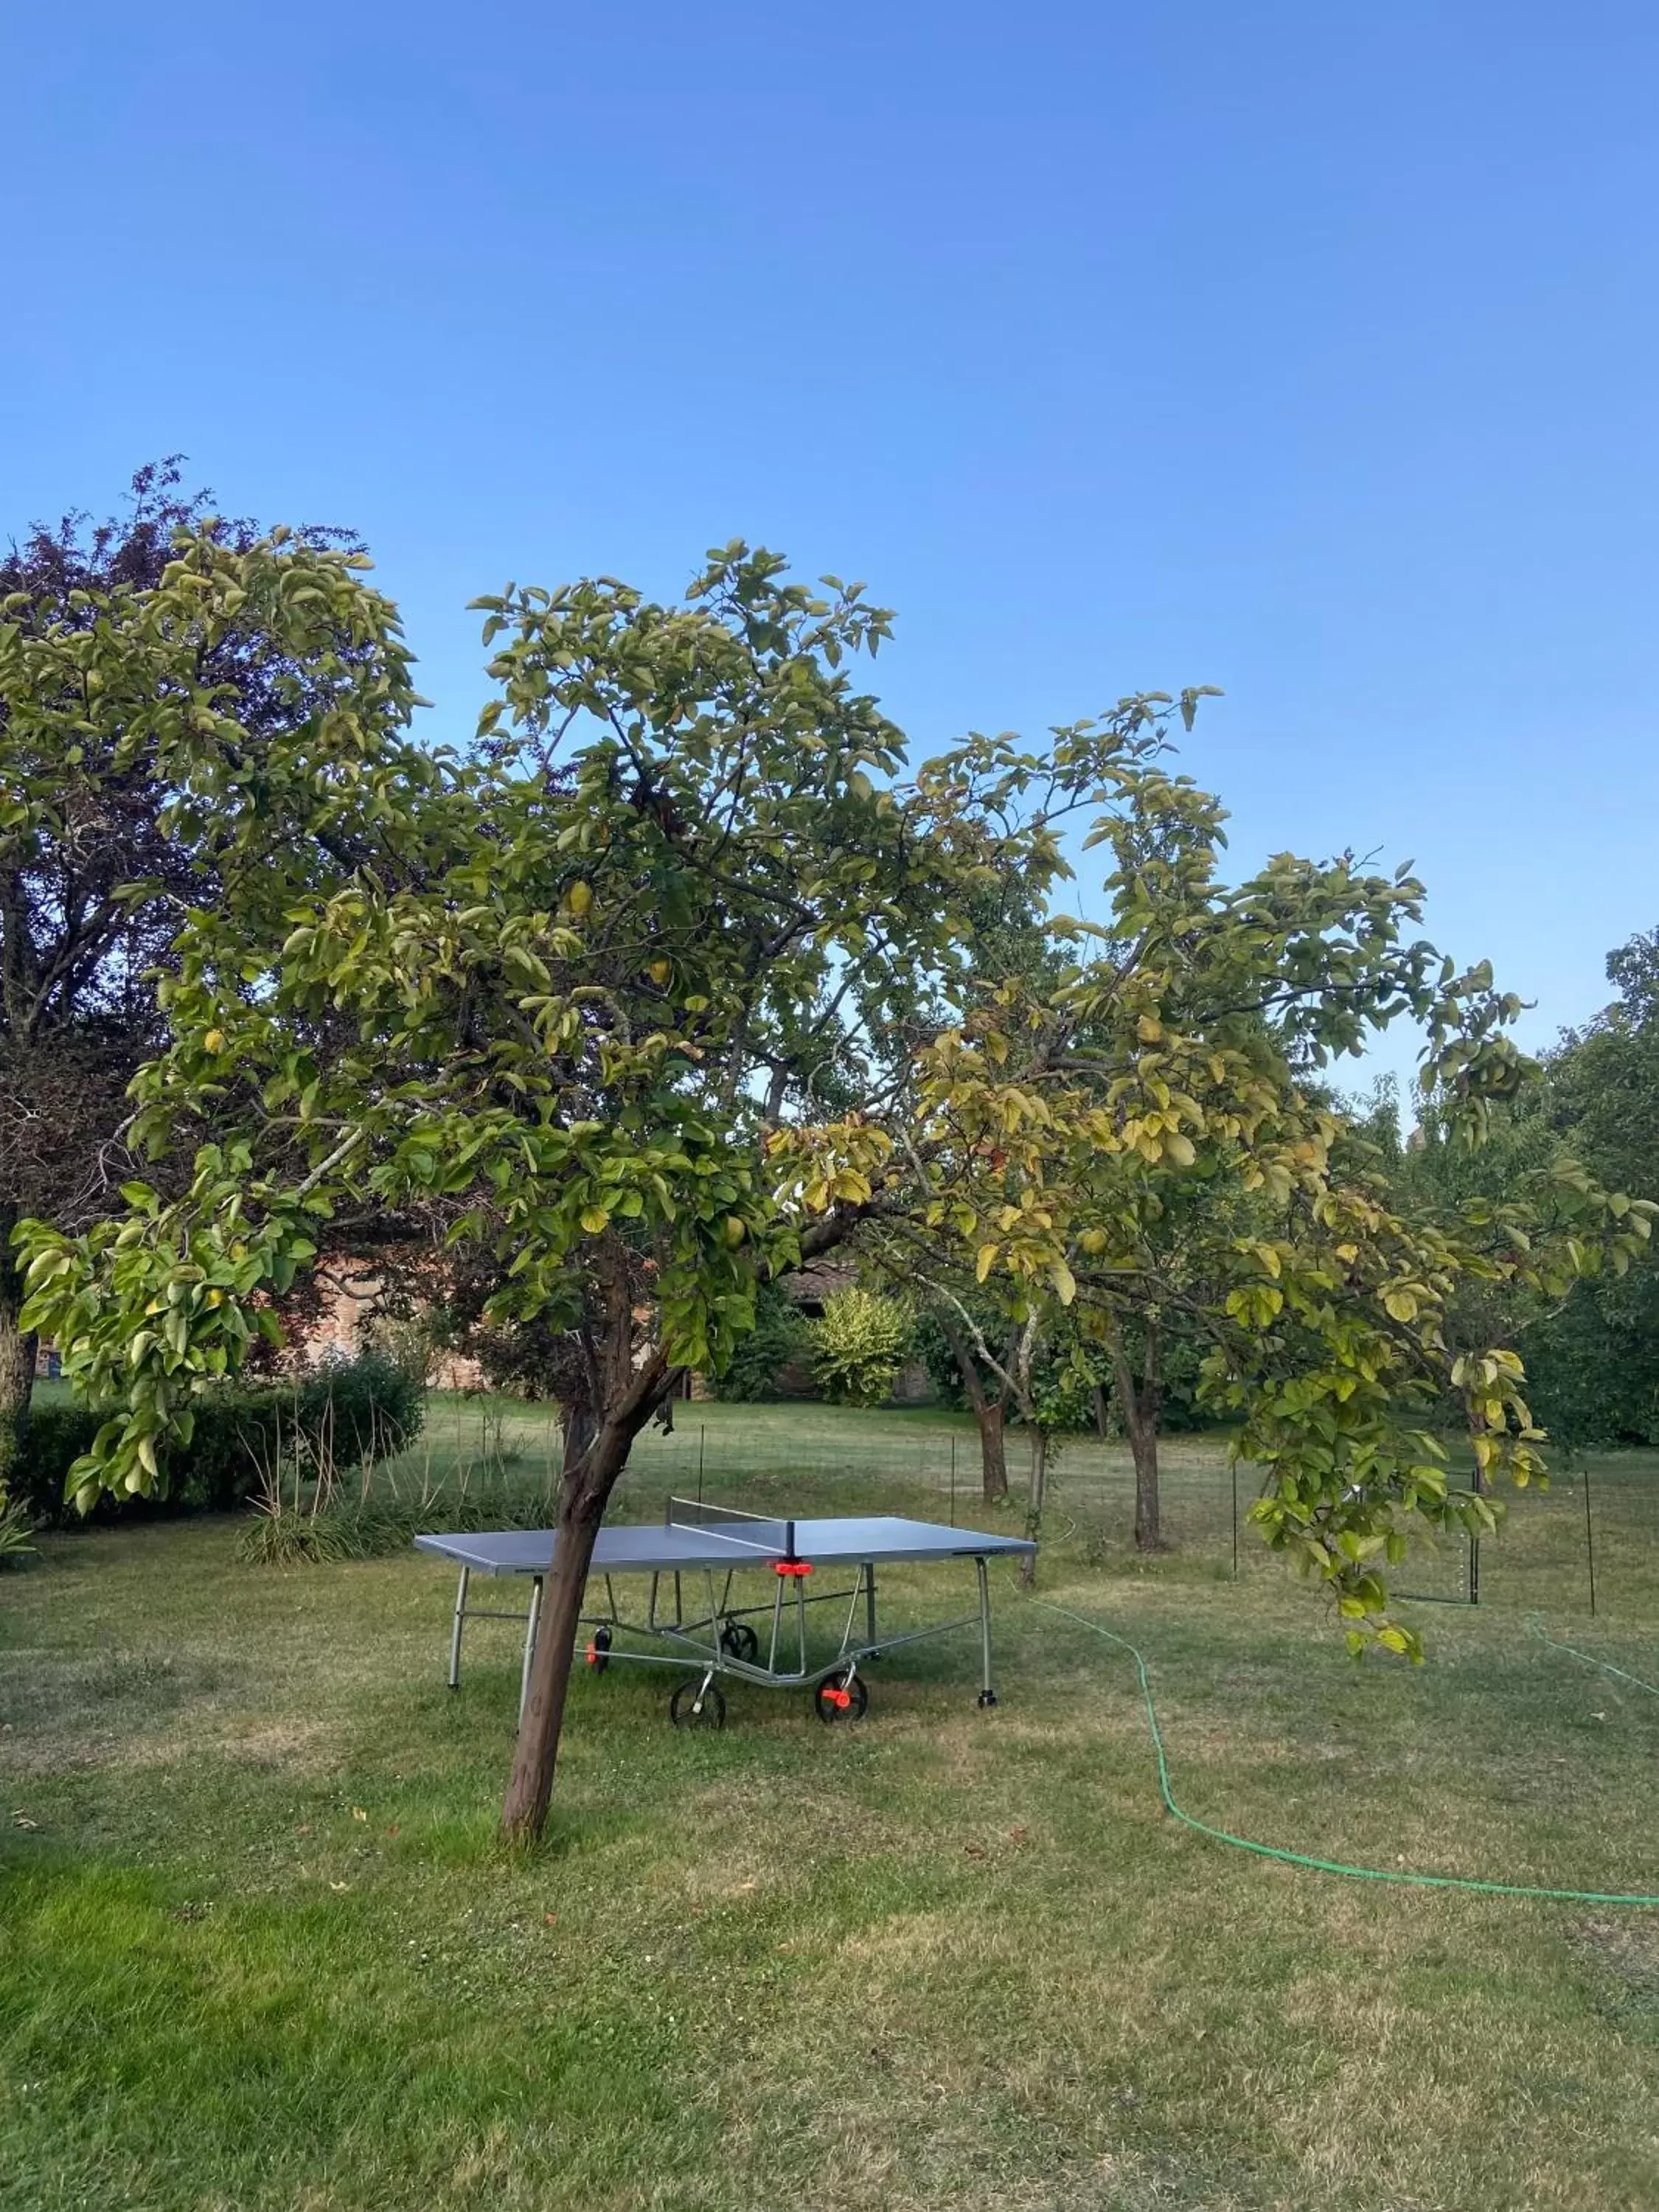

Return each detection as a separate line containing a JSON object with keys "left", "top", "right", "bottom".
{"left": 10, "top": 1351, "right": 425, "bottom": 1528}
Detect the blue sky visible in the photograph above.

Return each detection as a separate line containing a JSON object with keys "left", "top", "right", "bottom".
{"left": 7, "top": 3, "right": 1656, "bottom": 1091}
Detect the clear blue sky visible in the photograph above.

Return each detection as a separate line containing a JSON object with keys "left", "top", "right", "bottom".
{"left": 7, "top": 4, "right": 1656, "bottom": 1090}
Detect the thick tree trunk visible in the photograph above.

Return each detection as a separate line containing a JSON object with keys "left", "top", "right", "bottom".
{"left": 937, "top": 1310, "right": 1009, "bottom": 1506}
{"left": 1112, "top": 1322, "right": 1165, "bottom": 1553}
{"left": 1019, "top": 1424, "right": 1047, "bottom": 1586}
{"left": 1091, "top": 1384, "right": 1112, "bottom": 1441}
{"left": 560, "top": 1398, "right": 597, "bottom": 1484}
{"left": 501, "top": 1306, "right": 675, "bottom": 1843}
{"left": 0, "top": 1234, "right": 37, "bottom": 1486}
{"left": 976, "top": 1400, "right": 1009, "bottom": 1506}
{"left": 501, "top": 1434, "right": 622, "bottom": 1844}
{"left": 1129, "top": 1413, "right": 1162, "bottom": 1554}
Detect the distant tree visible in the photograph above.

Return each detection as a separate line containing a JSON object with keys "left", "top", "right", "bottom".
{"left": 0, "top": 462, "right": 371, "bottom": 1473}
{"left": 1528, "top": 930, "right": 1659, "bottom": 1442}
{"left": 914, "top": 1285, "right": 1020, "bottom": 1504}
{"left": 1385, "top": 937, "right": 1659, "bottom": 1450}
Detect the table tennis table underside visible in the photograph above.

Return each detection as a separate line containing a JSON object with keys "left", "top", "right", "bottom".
{"left": 415, "top": 1506, "right": 1036, "bottom": 1727}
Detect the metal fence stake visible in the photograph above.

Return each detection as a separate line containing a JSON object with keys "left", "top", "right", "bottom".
{"left": 1584, "top": 1456, "right": 1598, "bottom": 1617}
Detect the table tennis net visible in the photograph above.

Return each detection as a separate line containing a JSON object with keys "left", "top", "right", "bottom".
{"left": 664, "top": 1495, "right": 796, "bottom": 1557}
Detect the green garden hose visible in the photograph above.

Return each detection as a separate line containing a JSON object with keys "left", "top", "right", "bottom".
{"left": 1023, "top": 1593, "right": 1659, "bottom": 1908}
{"left": 1528, "top": 1615, "right": 1659, "bottom": 1701}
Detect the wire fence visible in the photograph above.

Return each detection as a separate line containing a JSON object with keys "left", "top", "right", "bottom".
{"left": 406, "top": 1395, "right": 1658, "bottom": 1624}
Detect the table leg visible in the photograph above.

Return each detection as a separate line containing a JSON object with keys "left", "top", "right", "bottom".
{"left": 519, "top": 1575, "right": 544, "bottom": 1720}
{"left": 448, "top": 1565, "right": 470, "bottom": 1690}
{"left": 975, "top": 1556, "right": 998, "bottom": 1708}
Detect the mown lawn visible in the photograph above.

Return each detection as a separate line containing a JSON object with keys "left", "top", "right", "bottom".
{"left": 2, "top": 1403, "right": 1657, "bottom": 2211}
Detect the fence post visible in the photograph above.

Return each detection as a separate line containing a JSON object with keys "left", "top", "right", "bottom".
{"left": 1584, "top": 1455, "right": 1597, "bottom": 1618}
{"left": 949, "top": 1434, "right": 956, "bottom": 1526}
{"left": 1231, "top": 1458, "right": 1239, "bottom": 1580}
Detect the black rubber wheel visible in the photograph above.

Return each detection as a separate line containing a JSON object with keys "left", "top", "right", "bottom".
{"left": 669, "top": 1678, "right": 727, "bottom": 1731}
{"left": 814, "top": 1672, "right": 869, "bottom": 1725}
{"left": 585, "top": 1626, "right": 613, "bottom": 1674}
{"left": 720, "top": 1620, "right": 760, "bottom": 1662}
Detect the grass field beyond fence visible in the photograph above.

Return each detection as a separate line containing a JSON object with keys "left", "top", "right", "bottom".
{"left": 3, "top": 1400, "right": 1657, "bottom": 2211}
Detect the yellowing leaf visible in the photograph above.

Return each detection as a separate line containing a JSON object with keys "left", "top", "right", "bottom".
{"left": 975, "top": 1243, "right": 998, "bottom": 1283}
{"left": 567, "top": 880, "right": 593, "bottom": 917}
{"left": 579, "top": 1206, "right": 611, "bottom": 1235}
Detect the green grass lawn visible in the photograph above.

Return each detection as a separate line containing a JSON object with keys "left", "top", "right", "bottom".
{"left": 3, "top": 1402, "right": 1657, "bottom": 2211}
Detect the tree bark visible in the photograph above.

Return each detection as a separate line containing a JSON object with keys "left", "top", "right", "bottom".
{"left": 1112, "top": 1321, "right": 1165, "bottom": 1553}
{"left": 560, "top": 1397, "right": 597, "bottom": 1484}
{"left": 936, "top": 1309, "right": 1009, "bottom": 1506}
{"left": 500, "top": 1437, "right": 620, "bottom": 1844}
{"left": 0, "top": 1228, "right": 37, "bottom": 1486}
{"left": 501, "top": 1322, "right": 674, "bottom": 1844}
{"left": 1019, "top": 1425, "right": 1047, "bottom": 1586}
{"left": 976, "top": 1400, "right": 1009, "bottom": 1507}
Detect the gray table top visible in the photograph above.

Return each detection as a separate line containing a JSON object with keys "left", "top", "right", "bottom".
{"left": 414, "top": 1513, "right": 1035, "bottom": 1576}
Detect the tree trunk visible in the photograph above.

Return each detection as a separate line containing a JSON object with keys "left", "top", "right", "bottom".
{"left": 1019, "top": 1425, "right": 1047, "bottom": 1586}
{"left": 975, "top": 1400, "right": 1009, "bottom": 1506}
{"left": 1091, "top": 1384, "right": 1111, "bottom": 1441}
{"left": 501, "top": 1433, "right": 622, "bottom": 1844}
{"left": 936, "top": 1309, "right": 1009, "bottom": 1506}
{"left": 1112, "top": 1322, "right": 1165, "bottom": 1554}
{"left": 0, "top": 1231, "right": 37, "bottom": 1487}
{"left": 560, "top": 1397, "right": 597, "bottom": 1484}
{"left": 501, "top": 1317, "right": 675, "bottom": 1844}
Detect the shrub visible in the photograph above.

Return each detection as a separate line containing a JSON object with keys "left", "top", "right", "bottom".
{"left": 810, "top": 1287, "right": 914, "bottom": 1408}
{"left": 709, "top": 1285, "right": 813, "bottom": 1401}
{"left": 237, "top": 1473, "right": 554, "bottom": 1567}
{"left": 0, "top": 1486, "right": 36, "bottom": 1566}
{"left": 7, "top": 1405, "right": 106, "bottom": 1526}
{"left": 11, "top": 1351, "right": 427, "bottom": 1528}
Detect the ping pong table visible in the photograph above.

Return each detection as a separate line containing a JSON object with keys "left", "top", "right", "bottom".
{"left": 415, "top": 1498, "right": 1036, "bottom": 1728}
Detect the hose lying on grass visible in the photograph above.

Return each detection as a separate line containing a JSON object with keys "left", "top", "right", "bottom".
{"left": 1021, "top": 1593, "right": 1659, "bottom": 1907}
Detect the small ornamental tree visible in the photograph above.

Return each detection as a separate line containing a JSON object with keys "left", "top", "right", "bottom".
{"left": 810, "top": 1285, "right": 913, "bottom": 1406}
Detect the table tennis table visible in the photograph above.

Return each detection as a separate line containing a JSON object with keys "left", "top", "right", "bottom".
{"left": 414, "top": 1498, "right": 1036, "bottom": 1728}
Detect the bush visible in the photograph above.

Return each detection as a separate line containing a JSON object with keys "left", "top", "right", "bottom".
{"left": 0, "top": 1487, "right": 36, "bottom": 1566}
{"left": 7, "top": 1405, "right": 105, "bottom": 1526}
{"left": 709, "top": 1285, "right": 813, "bottom": 1401}
{"left": 10, "top": 1351, "right": 426, "bottom": 1528}
{"left": 237, "top": 1473, "right": 554, "bottom": 1567}
{"left": 810, "top": 1287, "right": 913, "bottom": 1408}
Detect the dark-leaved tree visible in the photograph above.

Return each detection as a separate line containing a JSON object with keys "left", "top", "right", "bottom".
{"left": 0, "top": 460, "right": 399, "bottom": 1475}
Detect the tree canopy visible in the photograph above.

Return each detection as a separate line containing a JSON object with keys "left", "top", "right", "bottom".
{"left": 0, "top": 462, "right": 380, "bottom": 1470}
{"left": 15, "top": 527, "right": 1654, "bottom": 1841}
